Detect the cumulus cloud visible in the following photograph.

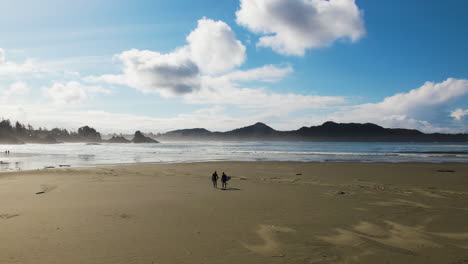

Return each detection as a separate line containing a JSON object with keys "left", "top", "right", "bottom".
{"left": 89, "top": 48, "right": 200, "bottom": 97}
{"left": 451, "top": 108, "right": 468, "bottom": 120}
{"left": 323, "top": 78, "right": 468, "bottom": 132}
{"left": 88, "top": 52, "right": 328, "bottom": 113}
{"left": 43, "top": 81, "right": 111, "bottom": 104}
{"left": 86, "top": 17, "right": 339, "bottom": 114}
{"left": 0, "top": 48, "right": 45, "bottom": 75}
{"left": 85, "top": 23, "right": 343, "bottom": 113}
{"left": 373, "top": 78, "right": 468, "bottom": 111}
{"left": 82, "top": 16, "right": 347, "bottom": 120}
{"left": 87, "top": 18, "right": 247, "bottom": 96}
{"left": 187, "top": 18, "right": 246, "bottom": 74}
{"left": 236, "top": 0, "right": 365, "bottom": 55}
{"left": 0, "top": 81, "right": 30, "bottom": 102}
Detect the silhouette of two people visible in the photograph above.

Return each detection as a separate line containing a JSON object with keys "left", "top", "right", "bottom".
{"left": 211, "top": 171, "right": 229, "bottom": 190}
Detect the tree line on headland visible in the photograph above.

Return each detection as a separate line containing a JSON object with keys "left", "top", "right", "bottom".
{"left": 0, "top": 119, "right": 158, "bottom": 144}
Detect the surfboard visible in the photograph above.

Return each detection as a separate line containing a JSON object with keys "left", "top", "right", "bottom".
{"left": 226, "top": 176, "right": 231, "bottom": 181}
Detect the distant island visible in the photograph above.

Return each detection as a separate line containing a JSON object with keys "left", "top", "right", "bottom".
{"left": 0, "top": 119, "right": 466, "bottom": 144}
{"left": 157, "top": 121, "right": 468, "bottom": 142}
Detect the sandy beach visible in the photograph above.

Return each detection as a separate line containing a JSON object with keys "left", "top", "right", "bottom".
{"left": 0, "top": 162, "right": 467, "bottom": 264}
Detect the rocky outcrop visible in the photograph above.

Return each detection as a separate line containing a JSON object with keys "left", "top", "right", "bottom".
{"left": 78, "top": 126, "right": 101, "bottom": 142}
{"left": 132, "top": 131, "right": 159, "bottom": 143}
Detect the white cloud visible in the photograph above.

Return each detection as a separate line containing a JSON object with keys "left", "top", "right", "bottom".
{"left": 187, "top": 18, "right": 246, "bottom": 75}
{"left": 0, "top": 57, "right": 39, "bottom": 75}
{"left": 89, "top": 53, "right": 341, "bottom": 113}
{"left": 88, "top": 51, "right": 340, "bottom": 115}
{"left": 0, "top": 81, "right": 30, "bottom": 102}
{"left": 321, "top": 78, "right": 468, "bottom": 132}
{"left": 451, "top": 108, "right": 468, "bottom": 120}
{"left": 87, "top": 18, "right": 248, "bottom": 96}
{"left": 374, "top": 78, "right": 468, "bottom": 111}
{"left": 84, "top": 16, "right": 346, "bottom": 117}
{"left": 0, "top": 48, "right": 47, "bottom": 75}
{"left": 86, "top": 36, "right": 343, "bottom": 114}
{"left": 89, "top": 48, "right": 200, "bottom": 97}
{"left": 236, "top": 0, "right": 365, "bottom": 55}
{"left": 43, "top": 81, "right": 111, "bottom": 104}
{"left": 8, "top": 81, "right": 30, "bottom": 95}
{"left": 222, "top": 64, "right": 293, "bottom": 82}
{"left": 0, "top": 48, "right": 4, "bottom": 64}
{"left": 84, "top": 17, "right": 345, "bottom": 114}
{"left": 184, "top": 74, "right": 345, "bottom": 113}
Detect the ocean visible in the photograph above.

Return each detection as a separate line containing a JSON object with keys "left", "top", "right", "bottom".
{"left": 0, "top": 141, "right": 467, "bottom": 172}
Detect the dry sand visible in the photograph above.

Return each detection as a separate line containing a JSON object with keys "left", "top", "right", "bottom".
{"left": 0, "top": 162, "right": 467, "bottom": 264}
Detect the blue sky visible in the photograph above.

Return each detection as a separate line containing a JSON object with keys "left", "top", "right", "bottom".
{"left": 0, "top": 0, "right": 467, "bottom": 133}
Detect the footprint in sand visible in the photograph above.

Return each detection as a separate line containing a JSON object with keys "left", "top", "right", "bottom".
{"left": 317, "top": 220, "right": 468, "bottom": 254}
{"left": 118, "top": 213, "right": 132, "bottom": 219}
{"left": 429, "top": 232, "right": 468, "bottom": 250}
{"left": 241, "top": 225, "right": 295, "bottom": 257}
{"left": 36, "top": 184, "right": 57, "bottom": 194}
{"left": 0, "top": 213, "right": 20, "bottom": 220}
{"left": 411, "top": 188, "right": 446, "bottom": 199}
{"left": 316, "top": 217, "right": 468, "bottom": 261}
{"left": 104, "top": 213, "right": 134, "bottom": 220}
{"left": 370, "top": 199, "right": 430, "bottom": 209}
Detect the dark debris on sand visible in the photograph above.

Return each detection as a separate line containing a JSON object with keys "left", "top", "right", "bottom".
{"left": 437, "top": 169, "right": 456, "bottom": 173}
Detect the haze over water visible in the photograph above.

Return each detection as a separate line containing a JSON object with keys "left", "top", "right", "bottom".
{"left": 1, "top": 142, "right": 467, "bottom": 172}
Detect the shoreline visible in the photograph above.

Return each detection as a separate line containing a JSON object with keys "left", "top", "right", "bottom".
{"left": 1, "top": 159, "right": 468, "bottom": 174}
{"left": 1, "top": 142, "right": 467, "bottom": 172}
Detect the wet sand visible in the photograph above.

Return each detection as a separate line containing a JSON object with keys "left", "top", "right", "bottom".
{"left": 0, "top": 162, "right": 467, "bottom": 263}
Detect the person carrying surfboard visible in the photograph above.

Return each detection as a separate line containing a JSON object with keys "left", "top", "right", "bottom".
{"left": 221, "top": 172, "right": 230, "bottom": 189}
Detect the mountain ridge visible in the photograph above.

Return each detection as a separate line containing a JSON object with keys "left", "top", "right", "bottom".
{"left": 156, "top": 121, "right": 467, "bottom": 142}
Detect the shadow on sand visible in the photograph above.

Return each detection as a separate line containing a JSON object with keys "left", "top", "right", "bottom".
{"left": 221, "top": 188, "right": 242, "bottom": 191}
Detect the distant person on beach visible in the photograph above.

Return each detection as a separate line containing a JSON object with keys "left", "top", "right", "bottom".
{"left": 211, "top": 171, "right": 219, "bottom": 188}
{"left": 221, "top": 172, "right": 228, "bottom": 189}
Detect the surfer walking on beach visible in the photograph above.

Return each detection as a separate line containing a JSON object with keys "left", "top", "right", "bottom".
{"left": 211, "top": 171, "right": 219, "bottom": 188}
{"left": 221, "top": 172, "right": 228, "bottom": 189}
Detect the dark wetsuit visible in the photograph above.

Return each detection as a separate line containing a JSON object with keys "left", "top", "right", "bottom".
{"left": 221, "top": 173, "right": 228, "bottom": 189}
{"left": 212, "top": 172, "right": 219, "bottom": 188}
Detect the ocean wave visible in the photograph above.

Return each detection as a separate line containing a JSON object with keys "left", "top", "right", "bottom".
{"left": 399, "top": 151, "right": 468, "bottom": 155}
{"left": 231, "top": 150, "right": 467, "bottom": 157}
